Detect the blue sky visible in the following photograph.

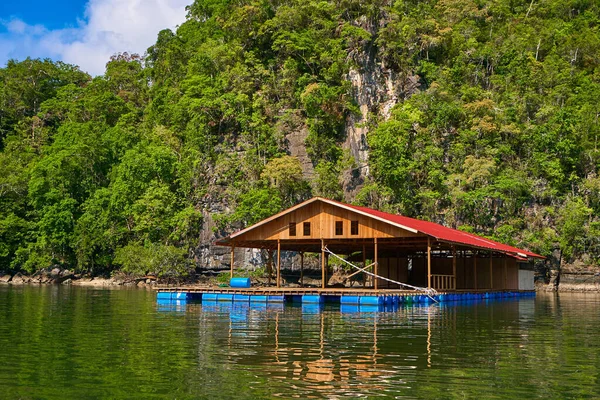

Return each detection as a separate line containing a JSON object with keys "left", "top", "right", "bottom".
{"left": 0, "top": 1, "right": 87, "bottom": 31}
{"left": 0, "top": 0, "right": 189, "bottom": 75}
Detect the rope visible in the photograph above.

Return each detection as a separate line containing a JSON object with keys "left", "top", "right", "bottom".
{"left": 346, "top": 261, "right": 375, "bottom": 279}
{"left": 323, "top": 246, "right": 438, "bottom": 301}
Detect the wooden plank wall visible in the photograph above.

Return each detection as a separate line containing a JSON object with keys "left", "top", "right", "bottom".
{"left": 373, "top": 255, "right": 519, "bottom": 290}
{"left": 506, "top": 260, "right": 519, "bottom": 289}
{"left": 411, "top": 257, "right": 428, "bottom": 288}
{"left": 376, "top": 257, "right": 408, "bottom": 289}
{"left": 234, "top": 201, "right": 421, "bottom": 242}
{"left": 456, "top": 255, "right": 468, "bottom": 289}
{"left": 476, "top": 261, "right": 491, "bottom": 289}
{"left": 431, "top": 258, "right": 453, "bottom": 275}
{"left": 492, "top": 259, "right": 505, "bottom": 290}
{"left": 454, "top": 256, "right": 519, "bottom": 290}
{"left": 320, "top": 203, "right": 418, "bottom": 239}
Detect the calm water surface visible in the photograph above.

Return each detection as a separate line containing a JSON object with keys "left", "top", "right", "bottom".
{"left": 0, "top": 286, "right": 599, "bottom": 399}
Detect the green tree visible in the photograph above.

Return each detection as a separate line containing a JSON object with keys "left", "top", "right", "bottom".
{"left": 261, "top": 155, "right": 311, "bottom": 207}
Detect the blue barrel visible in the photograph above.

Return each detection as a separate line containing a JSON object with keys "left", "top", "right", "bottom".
{"left": 156, "top": 292, "right": 172, "bottom": 300}
{"left": 341, "top": 296, "right": 360, "bottom": 305}
{"left": 217, "top": 293, "right": 234, "bottom": 302}
{"left": 174, "top": 292, "right": 188, "bottom": 300}
{"left": 250, "top": 295, "right": 268, "bottom": 302}
{"left": 360, "top": 296, "right": 383, "bottom": 306}
{"left": 230, "top": 277, "right": 251, "bottom": 288}
{"left": 202, "top": 293, "right": 218, "bottom": 301}
{"left": 302, "top": 295, "right": 323, "bottom": 304}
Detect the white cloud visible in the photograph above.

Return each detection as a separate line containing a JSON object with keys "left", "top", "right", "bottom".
{"left": 6, "top": 19, "right": 27, "bottom": 34}
{"left": 0, "top": 0, "right": 189, "bottom": 75}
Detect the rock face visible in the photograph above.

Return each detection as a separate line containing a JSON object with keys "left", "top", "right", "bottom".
{"left": 190, "top": 22, "right": 415, "bottom": 270}
{"left": 0, "top": 274, "right": 12, "bottom": 283}
{"left": 285, "top": 121, "right": 315, "bottom": 180}
{"left": 544, "top": 266, "right": 600, "bottom": 292}
{"left": 339, "top": 17, "right": 421, "bottom": 200}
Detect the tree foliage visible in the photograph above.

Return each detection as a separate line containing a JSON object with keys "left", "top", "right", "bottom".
{"left": 0, "top": 0, "right": 599, "bottom": 276}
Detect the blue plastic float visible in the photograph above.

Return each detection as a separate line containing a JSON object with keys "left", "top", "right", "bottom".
{"left": 229, "top": 277, "right": 251, "bottom": 288}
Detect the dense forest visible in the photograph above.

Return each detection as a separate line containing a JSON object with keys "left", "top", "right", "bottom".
{"left": 0, "top": 0, "right": 598, "bottom": 279}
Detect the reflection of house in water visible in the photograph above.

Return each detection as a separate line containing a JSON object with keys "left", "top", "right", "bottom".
{"left": 190, "top": 298, "right": 537, "bottom": 395}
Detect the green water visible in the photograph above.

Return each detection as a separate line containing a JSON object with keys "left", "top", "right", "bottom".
{"left": 0, "top": 286, "right": 599, "bottom": 399}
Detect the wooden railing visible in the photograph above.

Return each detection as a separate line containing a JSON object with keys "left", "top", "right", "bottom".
{"left": 431, "top": 274, "right": 456, "bottom": 291}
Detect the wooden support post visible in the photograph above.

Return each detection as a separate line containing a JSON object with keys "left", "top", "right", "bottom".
{"left": 489, "top": 252, "right": 493, "bottom": 289}
{"left": 325, "top": 253, "right": 329, "bottom": 286}
{"left": 452, "top": 246, "right": 457, "bottom": 290}
{"left": 276, "top": 239, "right": 281, "bottom": 288}
{"left": 300, "top": 252, "right": 304, "bottom": 288}
{"left": 374, "top": 238, "right": 379, "bottom": 290}
{"left": 427, "top": 238, "right": 432, "bottom": 290}
{"left": 230, "top": 246, "right": 235, "bottom": 279}
{"left": 267, "top": 250, "right": 273, "bottom": 285}
{"left": 474, "top": 252, "right": 478, "bottom": 290}
{"left": 321, "top": 239, "right": 326, "bottom": 289}
{"left": 362, "top": 244, "right": 367, "bottom": 288}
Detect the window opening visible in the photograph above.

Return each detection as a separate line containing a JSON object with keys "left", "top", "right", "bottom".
{"left": 351, "top": 220, "right": 359, "bottom": 235}
{"left": 303, "top": 222, "right": 311, "bottom": 236}
{"left": 335, "top": 221, "right": 343, "bottom": 235}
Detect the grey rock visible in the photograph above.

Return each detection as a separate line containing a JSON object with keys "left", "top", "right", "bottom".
{"left": 0, "top": 274, "right": 12, "bottom": 283}
{"left": 11, "top": 273, "right": 27, "bottom": 284}
{"left": 50, "top": 268, "right": 61, "bottom": 277}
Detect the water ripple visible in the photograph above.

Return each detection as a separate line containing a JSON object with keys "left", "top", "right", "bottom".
{"left": 1, "top": 287, "right": 600, "bottom": 399}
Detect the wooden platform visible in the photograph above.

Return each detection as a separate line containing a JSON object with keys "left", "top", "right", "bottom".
{"left": 155, "top": 286, "right": 523, "bottom": 296}
{"left": 158, "top": 286, "right": 425, "bottom": 296}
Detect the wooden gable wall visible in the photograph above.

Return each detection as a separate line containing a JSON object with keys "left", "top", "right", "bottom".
{"left": 233, "top": 200, "right": 422, "bottom": 242}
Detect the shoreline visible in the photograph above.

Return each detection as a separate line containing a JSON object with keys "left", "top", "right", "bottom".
{"left": 0, "top": 268, "right": 192, "bottom": 288}
{"left": 0, "top": 273, "right": 158, "bottom": 288}
{"left": 539, "top": 283, "right": 600, "bottom": 293}
{"left": 2, "top": 267, "right": 600, "bottom": 292}
{"left": 2, "top": 275, "right": 600, "bottom": 293}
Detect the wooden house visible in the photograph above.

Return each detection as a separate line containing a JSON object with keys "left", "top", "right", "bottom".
{"left": 216, "top": 197, "right": 543, "bottom": 293}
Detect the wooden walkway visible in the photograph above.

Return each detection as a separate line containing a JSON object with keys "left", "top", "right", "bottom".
{"left": 157, "top": 286, "right": 426, "bottom": 296}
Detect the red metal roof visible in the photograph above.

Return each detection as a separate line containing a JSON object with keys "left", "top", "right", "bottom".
{"left": 328, "top": 199, "right": 544, "bottom": 259}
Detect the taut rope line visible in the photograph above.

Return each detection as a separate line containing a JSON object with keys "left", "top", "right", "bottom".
{"left": 322, "top": 246, "right": 438, "bottom": 302}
